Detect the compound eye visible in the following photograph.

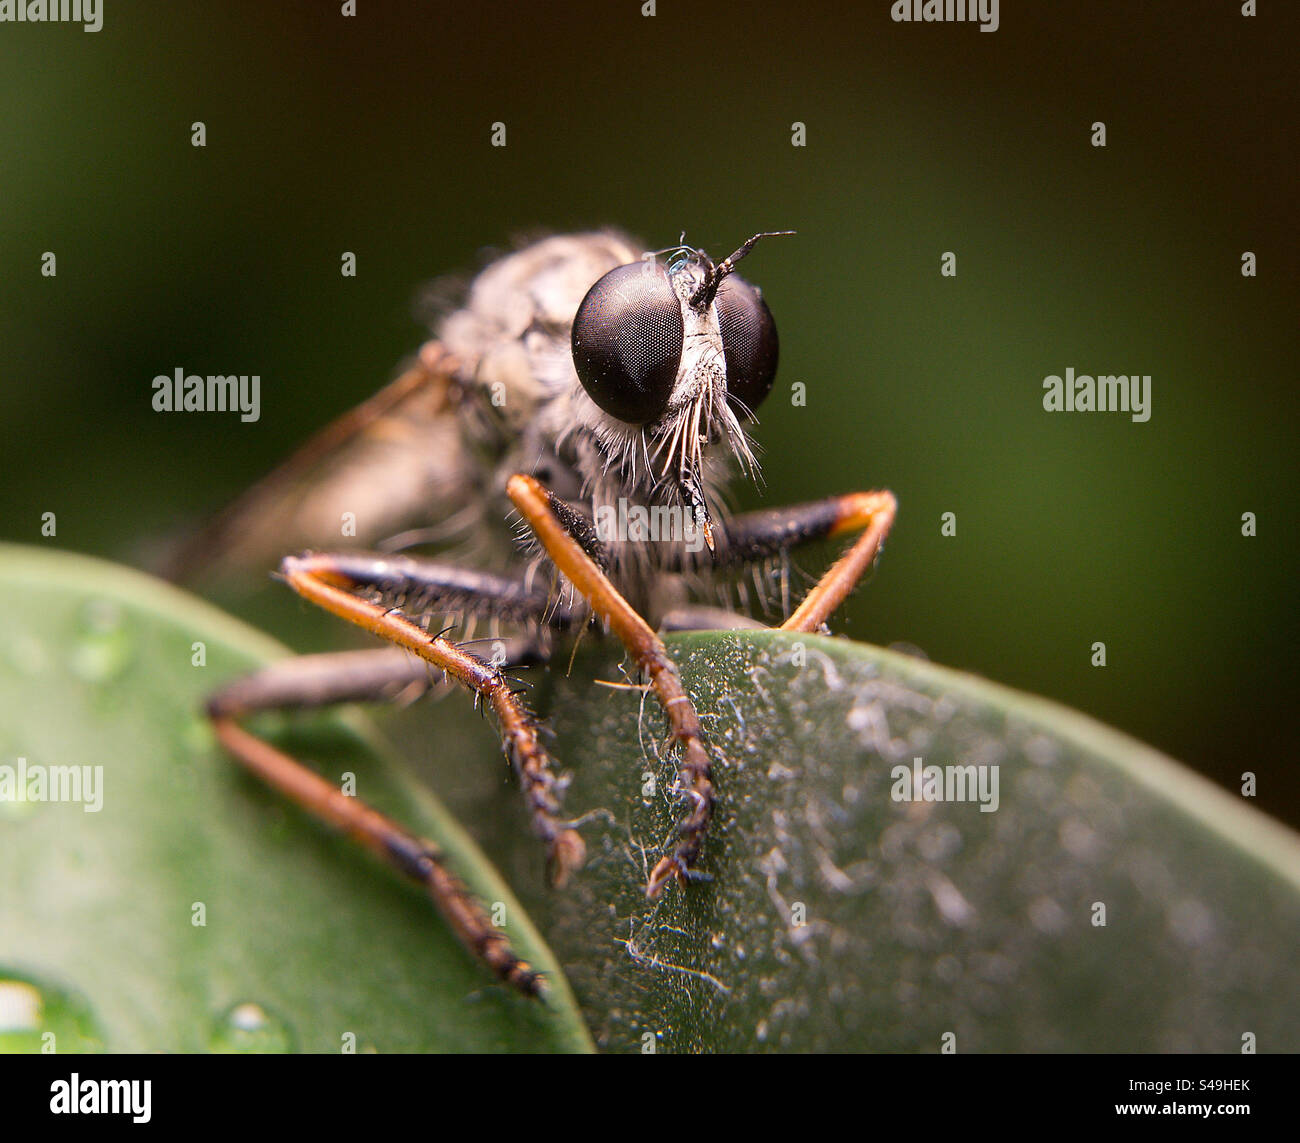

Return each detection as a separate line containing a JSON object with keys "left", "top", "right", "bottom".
{"left": 715, "top": 275, "right": 778, "bottom": 419}
{"left": 571, "top": 262, "right": 684, "bottom": 424}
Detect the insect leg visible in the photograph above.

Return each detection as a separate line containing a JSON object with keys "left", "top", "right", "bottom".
{"left": 206, "top": 647, "right": 546, "bottom": 997}
{"left": 715, "top": 491, "right": 898, "bottom": 633}
{"left": 205, "top": 555, "right": 590, "bottom": 995}
{"left": 506, "top": 473, "right": 714, "bottom": 899}
{"left": 270, "top": 553, "right": 584, "bottom": 882}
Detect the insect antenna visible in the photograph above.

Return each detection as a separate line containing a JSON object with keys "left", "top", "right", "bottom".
{"left": 688, "top": 230, "right": 796, "bottom": 308}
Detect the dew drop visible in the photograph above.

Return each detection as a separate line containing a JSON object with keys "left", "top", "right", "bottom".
{"left": 70, "top": 600, "right": 133, "bottom": 683}
{"left": 0, "top": 970, "right": 106, "bottom": 1053}
{"left": 209, "top": 1001, "right": 295, "bottom": 1053}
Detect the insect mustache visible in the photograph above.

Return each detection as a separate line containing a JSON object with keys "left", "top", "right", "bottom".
{"left": 650, "top": 388, "right": 760, "bottom": 493}
{"left": 653, "top": 386, "right": 714, "bottom": 485}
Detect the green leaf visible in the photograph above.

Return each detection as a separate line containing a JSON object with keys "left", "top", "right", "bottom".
{"left": 480, "top": 632, "right": 1300, "bottom": 1052}
{"left": 0, "top": 545, "right": 591, "bottom": 1053}
{"left": 6, "top": 545, "right": 1297, "bottom": 1054}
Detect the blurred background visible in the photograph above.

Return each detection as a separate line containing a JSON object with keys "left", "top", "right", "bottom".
{"left": 0, "top": 1, "right": 1295, "bottom": 824}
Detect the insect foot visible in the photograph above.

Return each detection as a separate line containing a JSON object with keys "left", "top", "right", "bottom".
{"left": 547, "top": 828, "right": 587, "bottom": 889}
{"left": 646, "top": 742, "right": 716, "bottom": 898}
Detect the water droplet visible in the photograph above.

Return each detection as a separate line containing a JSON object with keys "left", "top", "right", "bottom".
{"left": 0, "top": 970, "right": 105, "bottom": 1053}
{"left": 70, "top": 600, "right": 133, "bottom": 683}
{"left": 0, "top": 979, "right": 40, "bottom": 1028}
{"left": 209, "top": 1001, "right": 295, "bottom": 1053}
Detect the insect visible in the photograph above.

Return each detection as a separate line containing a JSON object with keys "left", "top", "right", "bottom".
{"left": 174, "top": 230, "right": 897, "bottom": 997}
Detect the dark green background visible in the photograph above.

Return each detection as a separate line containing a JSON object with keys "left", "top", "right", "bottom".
{"left": 1, "top": 2, "right": 1295, "bottom": 824}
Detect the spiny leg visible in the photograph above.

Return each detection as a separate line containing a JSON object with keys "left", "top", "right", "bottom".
{"left": 207, "top": 646, "right": 545, "bottom": 996}
{"left": 778, "top": 492, "right": 896, "bottom": 632}
{"left": 208, "top": 714, "right": 542, "bottom": 997}
{"left": 206, "top": 560, "right": 582, "bottom": 998}
{"left": 706, "top": 491, "right": 898, "bottom": 633}
{"left": 274, "top": 553, "right": 583, "bottom": 879}
{"left": 207, "top": 646, "right": 434, "bottom": 714}
{"left": 290, "top": 551, "right": 575, "bottom": 630}
{"left": 506, "top": 473, "right": 713, "bottom": 899}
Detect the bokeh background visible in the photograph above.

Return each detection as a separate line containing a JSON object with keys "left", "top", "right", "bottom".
{"left": 1, "top": 1, "right": 1295, "bottom": 824}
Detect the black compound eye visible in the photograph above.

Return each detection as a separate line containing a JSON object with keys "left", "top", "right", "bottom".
{"left": 715, "top": 275, "right": 778, "bottom": 419}
{"left": 571, "top": 262, "right": 684, "bottom": 424}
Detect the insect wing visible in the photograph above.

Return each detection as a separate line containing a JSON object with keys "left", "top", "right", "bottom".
{"left": 161, "top": 343, "right": 471, "bottom": 585}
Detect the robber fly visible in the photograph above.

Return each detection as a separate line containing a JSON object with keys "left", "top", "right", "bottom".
{"left": 176, "top": 230, "right": 897, "bottom": 997}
